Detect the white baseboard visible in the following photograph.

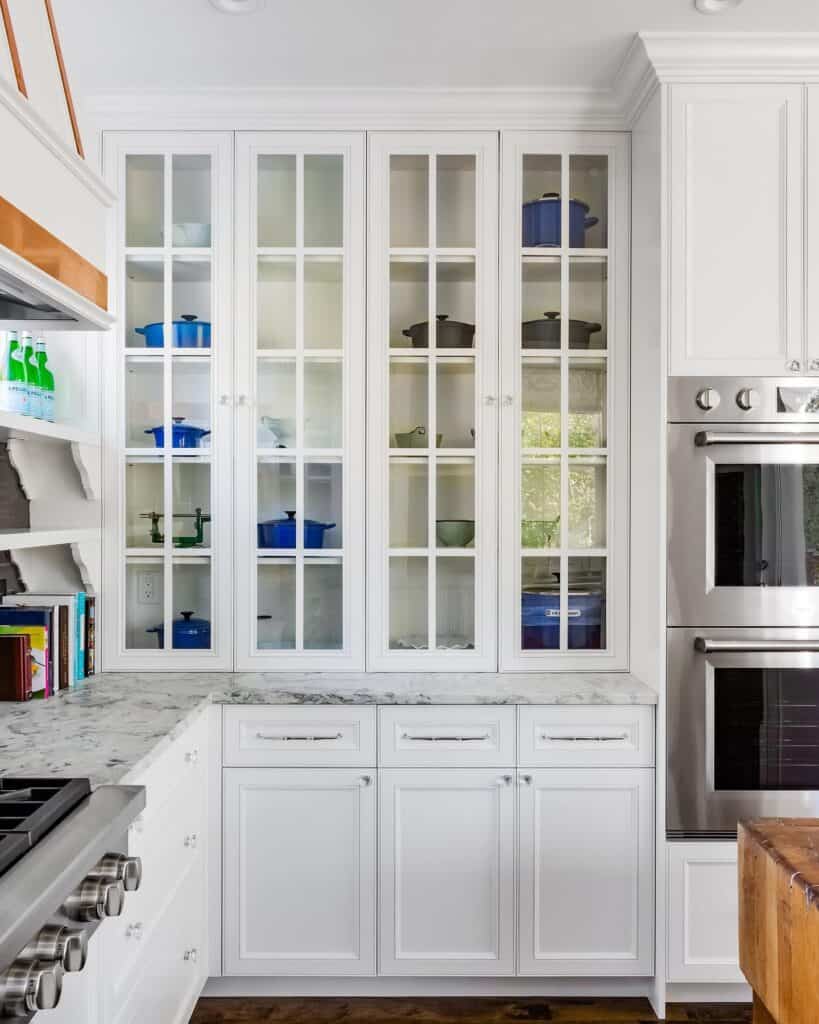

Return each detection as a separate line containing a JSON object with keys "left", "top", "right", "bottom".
{"left": 666, "top": 982, "right": 752, "bottom": 1004}
{"left": 203, "top": 977, "right": 653, "bottom": 998}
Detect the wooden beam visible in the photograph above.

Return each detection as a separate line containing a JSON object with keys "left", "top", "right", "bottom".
{"left": 0, "top": 0, "right": 27, "bottom": 97}
{"left": 42, "top": 0, "right": 84, "bottom": 159}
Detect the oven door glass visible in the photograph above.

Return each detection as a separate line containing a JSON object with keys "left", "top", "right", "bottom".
{"left": 714, "top": 667, "right": 819, "bottom": 790}
{"left": 715, "top": 465, "right": 819, "bottom": 588}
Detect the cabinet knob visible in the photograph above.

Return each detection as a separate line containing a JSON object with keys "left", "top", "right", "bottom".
{"left": 788, "top": 360, "right": 803, "bottom": 373}
{"left": 183, "top": 948, "right": 198, "bottom": 964}
{"left": 496, "top": 775, "right": 513, "bottom": 787}
{"left": 184, "top": 749, "right": 199, "bottom": 765}
{"left": 218, "top": 394, "right": 232, "bottom": 406}
{"left": 125, "top": 922, "right": 144, "bottom": 941}
{"left": 359, "top": 775, "right": 372, "bottom": 787}
{"left": 501, "top": 394, "right": 514, "bottom": 407}
{"left": 811, "top": 360, "right": 819, "bottom": 372}
{"left": 184, "top": 833, "right": 198, "bottom": 850}
{"left": 519, "top": 774, "right": 533, "bottom": 786}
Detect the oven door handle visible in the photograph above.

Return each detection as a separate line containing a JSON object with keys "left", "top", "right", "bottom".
{"left": 695, "top": 430, "right": 819, "bottom": 446}
{"left": 694, "top": 637, "right": 819, "bottom": 653}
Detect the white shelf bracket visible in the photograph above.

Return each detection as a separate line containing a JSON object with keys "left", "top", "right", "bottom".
{"left": 71, "top": 442, "right": 101, "bottom": 501}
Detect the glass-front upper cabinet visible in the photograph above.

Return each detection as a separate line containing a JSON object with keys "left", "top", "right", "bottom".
{"left": 499, "top": 132, "right": 629, "bottom": 670}
{"left": 102, "top": 132, "right": 234, "bottom": 670}
{"left": 367, "top": 133, "right": 498, "bottom": 669}
{"left": 234, "top": 133, "right": 365, "bottom": 669}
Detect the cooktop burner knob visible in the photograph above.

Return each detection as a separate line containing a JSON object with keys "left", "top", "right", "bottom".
{"left": 695, "top": 387, "right": 720, "bottom": 411}
{"left": 63, "top": 878, "right": 125, "bottom": 922}
{"left": 19, "top": 924, "right": 88, "bottom": 972}
{"left": 736, "top": 387, "right": 761, "bottom": 411}
{"left": 90, "top": 853, "right": 143, "bottom": 892}
{"left": 0, "top": 958, "right": 64, "bottom": 1014}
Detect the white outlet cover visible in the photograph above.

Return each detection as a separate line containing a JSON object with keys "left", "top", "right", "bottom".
{"left": 694, "top": 0, "right": 743, "bottom": 12}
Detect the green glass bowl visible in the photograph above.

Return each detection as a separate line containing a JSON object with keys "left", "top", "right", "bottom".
{"left": 436, "top": 519, "right": 475, "bottom": 547}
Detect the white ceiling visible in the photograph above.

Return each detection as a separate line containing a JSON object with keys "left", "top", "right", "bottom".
{"left": 53, "top": 0, "right": 819, "bottom": 95}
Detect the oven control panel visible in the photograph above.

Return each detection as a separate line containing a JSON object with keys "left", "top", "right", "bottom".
{"left": 669, "top": 377, "right": 819, "bottom": 423}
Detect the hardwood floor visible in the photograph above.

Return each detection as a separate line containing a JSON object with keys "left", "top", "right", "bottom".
{"left": 191, "top": 998, "right": 753, "bottom": 1023}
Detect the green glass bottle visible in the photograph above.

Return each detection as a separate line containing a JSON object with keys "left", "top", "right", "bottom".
{"left": 1, "top": 330, "right": 29, "bottom": 416}
{"left": 35, "top": 338, "right": 55, "bottom": 423}
{"left": 22, "top": 332, "right": 41, "bottom": 419}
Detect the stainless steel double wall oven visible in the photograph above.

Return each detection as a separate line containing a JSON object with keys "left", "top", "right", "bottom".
{"left": 668, "top": 377, "right": 819, "bottom": 836}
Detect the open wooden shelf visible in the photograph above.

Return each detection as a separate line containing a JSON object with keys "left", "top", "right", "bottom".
{"left": 0, "top": 411, "right": 99, "bottom": 447}
{"left": 0, "top": 527, "right": 99, "bottom": 551}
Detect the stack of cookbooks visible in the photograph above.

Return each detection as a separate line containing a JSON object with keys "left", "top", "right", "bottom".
{"left": 0, "top": 593, "right": 95, "bottom": 701}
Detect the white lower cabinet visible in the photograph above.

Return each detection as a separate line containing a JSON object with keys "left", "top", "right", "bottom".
{"left": 223, "top": 767, "right": 377, "bottom": 976}
{"left": 667, "top": 842, "right": 744, "bottom": 984}
{"left": 378, "top": 769, "right": 516, "bottom": 976}
{"left": 518, "top": 768, "right": 654, "bottom": 976}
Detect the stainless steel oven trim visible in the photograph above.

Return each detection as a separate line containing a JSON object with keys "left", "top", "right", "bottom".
{"left": 667, "top": 627, "right": 819, "bottom": 837}
{"left": 696, "top": 430, "right": 819, "bottom": 446}
{"left": 668, "top": 423, "right": 819, "bottom": 628}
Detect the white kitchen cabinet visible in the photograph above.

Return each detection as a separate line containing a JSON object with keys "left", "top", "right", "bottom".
{"left": 518, "top": 768, "right": 654, "bottom": 976}
{"left": 378, "top": 768, "right": 516, "bottom": 975}
{"left": 668, "top": 84, "right": 804, "bottom": 377}
{"left": 667, "top": 842, "right": 744, "bottom": 984}
{"left": 102, "top": 131, "right": 235, "bottom": 671}
{"left": 807, "top": 86, "right": 819, "bottom": 372}
{"left": 223, "top": 767, "right": 377, "bottom": 976}
{"left": 367, "top": 132, "right": 499, "bottom": 670}
{"left": 234, "top": 132, "right": 366, "bottom": 669}
{"left": 499, "top": 132, "right": 630, "bottom": 671}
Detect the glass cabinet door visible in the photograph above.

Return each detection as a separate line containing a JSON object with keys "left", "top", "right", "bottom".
{"left": 368, "top": 133, "right": 498, "bottom": 669}
{"left": 235, "top": 133, "right": 365, "bottom": 669}
{"left": 500, "top": 133, "right": 629, "bottom": 669}
{"left": 103, "top": 133, "right": 233, "bottom": 669}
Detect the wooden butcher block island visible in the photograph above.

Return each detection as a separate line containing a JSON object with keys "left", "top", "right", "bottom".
{"left": 739, "top": 819, "right": 819, "bottom": 1024}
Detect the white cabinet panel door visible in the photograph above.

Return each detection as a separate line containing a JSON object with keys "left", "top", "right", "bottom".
{"left": 518, "top": 768, "right": 654, "bottom": 976}
{"left": 379, "top": 768, "right": 515, "bottom": 975}
{"left": 223, "top": 768, "right": 376, "bottom": 976}
{"left": 667, "top": 842, "right": 744, "bottom": 984}
{"left": 668, "top": 84, "right": 804, "bottom": 376}
{"left": 808, "top": 87, "right": 819, "bottom": 373}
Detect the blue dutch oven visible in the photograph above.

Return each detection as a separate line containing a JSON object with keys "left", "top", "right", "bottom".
{"left": 522, "top": 193, "right": 599, "bottom": 248}
{"left": 521, "top": 587, "right": 603, "bottom": 650}
{"left": 145, "top": 417, "right": 210, "bottom": 449}
{"left": 257, "top": 510, "right": 335, "bottom": 549}
{"left": 136, "top": 314, "right": 211, "bottom": 348}
{"left": 146, "top": 610, "right": 210, "bottom": 649}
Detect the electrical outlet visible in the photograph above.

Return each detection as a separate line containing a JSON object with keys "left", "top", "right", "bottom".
{"left": 138, "top": 572, "right": 159, "bottom": 604}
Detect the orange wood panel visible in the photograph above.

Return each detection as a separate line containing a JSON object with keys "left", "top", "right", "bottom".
{"left": 0, "top": 196, "right": 107, "bottom": 310}
{"left": 0, "top": 0, "right": 26, "bottom": 96}
{"left": 42, "top": 0, "right": 84, "bottom": 159}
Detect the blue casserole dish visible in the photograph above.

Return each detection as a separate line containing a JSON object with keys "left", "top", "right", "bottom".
{"left": 257, "top": 511, "right": 335, "bottom": 549}
{"left": 144, "top": 417, "right": 210, "bottom": 449}
{"left": 146, "top": 611, "right": 210, "bottom": 650}
{"left": 522, "top": 193, "right": 599, "bottom": 248}
{"left": 136, "top": 314, "right": 211, "bottom": 348}
{"left": 521, "top": 589, "right": 603, "bottom": 650}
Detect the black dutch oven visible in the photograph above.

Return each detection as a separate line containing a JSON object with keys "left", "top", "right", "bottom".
{"left": 522, "top": 312, "right": 601, "bottom": 350}
{"left": 403, "top": 314, "right": 474, "bottom": 349}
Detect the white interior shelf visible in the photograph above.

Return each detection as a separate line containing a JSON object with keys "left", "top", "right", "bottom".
{"left": 0, "top": 527, "right": 100, "bottom": 551}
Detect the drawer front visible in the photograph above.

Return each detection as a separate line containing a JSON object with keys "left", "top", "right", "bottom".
{"left": 379, "top": 706, "right": 516, "bottom": 767}
{"left": 223, "top": 706, "right": 377, "bottom": 766}
{"left": 124, "top": 707, "right": 209, "bottom": 822}
{"left": 518, "top": 706, "right": 655, "bottom": 767}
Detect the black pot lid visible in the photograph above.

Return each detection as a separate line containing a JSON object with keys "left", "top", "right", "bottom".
{"left": 521, "top": 312, "right": 602, "bottom": 332}
{"left": 405, "top": 314, "right": 474, "bottom": 331}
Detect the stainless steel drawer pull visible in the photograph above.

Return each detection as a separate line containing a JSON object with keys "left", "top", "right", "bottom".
{"left": 255, "top": 732, "right": 344, "bottom": 742}
{"left": 400, "top": 732, "right": 491, "bottom": 743}
{"left": 695, "top": 430, "right": 819, "bottom": 447}
{"left": 695, "top": 637, "right": 819, "bottom": 654}
{"left": 541, "top": 733, "right": 629, "bottom": 742}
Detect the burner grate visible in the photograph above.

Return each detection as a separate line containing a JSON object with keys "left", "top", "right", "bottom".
{"left": 0, "top": 778, "right": 91, "bottom": 876}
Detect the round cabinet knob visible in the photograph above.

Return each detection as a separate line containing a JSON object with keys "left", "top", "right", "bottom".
{"left": 736, "top": 387, "right": 761, "bottom": 412}
{"left": 1, "top": 959, "right": 64, "bottom": 1014}
{"left": 20, "top": 924, "right": 88, "bottom": 973}
{"left": 184, "top": 834, "right": 198, "bottom": 850}
{"left": 183, "top": 948, "right": 198, "bottom": 963}
{"left": 90, "top": 853, "right": 143, "bottom": 892}
{"left": 696, "top": 387, "right": 721, "bottom": 412}
{"left": 64, "top": 878, "right": 125, "bottom": 922}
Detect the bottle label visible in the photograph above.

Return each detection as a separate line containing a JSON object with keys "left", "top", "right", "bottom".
{"left": 0, "top": 380, "right": 29, "bottom": 416}
{"left": 27, "top": 385, "right": 42, "bottom": 420}
{"left": 41, "top": 392, "right": 55, "bottom": 423}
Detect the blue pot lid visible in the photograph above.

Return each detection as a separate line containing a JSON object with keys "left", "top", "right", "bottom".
{"left": 173, "top": 611, "right": 210, "bottom": 634}
{"left": 139, "top": 315, "right": 211, "bottom": 331}
{"left": 523, "top": 192, "right": 590, "bottom": 211}
{"left": 260, "top": 512, "right": 332, "bottom": 529}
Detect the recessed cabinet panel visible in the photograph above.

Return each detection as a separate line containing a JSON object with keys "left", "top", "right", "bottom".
{"left": 304, "top": 359, "right": 343, "bottom": 448}
{"left": 172, "top": 155, "right": 212, "bottom": 248}
{"left": 304, "top": 155, "right": 344, "bottom": 248}
{"left": 390, "top": 155, "right": 429, "bottom": 248}
{"left": 257, "top": 155, "right": 297, "bottom": 248}
{"left": 436, "top": 155, "right": 476, "bottom": 249}
{"left": 126, "top": 155, "right": 164, "bottom": 247}
{"left": 305, "top": 258, "right": 343, "bottom": 349}
{"left": 668, "top": 84, "right": 804, "bottom": 375}
{"left": 379, "top": 769, "right": 515, "bottom": 975}
{"left": 223, "top": 768, "right": 376, "bottom": 975}
{"left": 257, "top": 259, "right": 296, "bottom": 350}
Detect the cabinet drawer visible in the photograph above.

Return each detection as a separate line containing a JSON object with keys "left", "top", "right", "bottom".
{"left": 223, "top": 706, "right": 376, "bottom": 766}
{"left": 379, "top": 706, "right": 515, "bottom": 766}
{"left": 518, "top": 706, "right": 654, "bottom": 767}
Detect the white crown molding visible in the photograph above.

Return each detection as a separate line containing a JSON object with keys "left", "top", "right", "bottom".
{"left": 85, "top": 84, "right": 624, "bottom": 132}
{"left": 611, "top": 35, "right": 660, "bottom": 127}
{"left": 639, "top": 31, "right": 819, "bottom": 82}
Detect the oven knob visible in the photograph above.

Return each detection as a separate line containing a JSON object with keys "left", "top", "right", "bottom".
{"left": 19, "top": 924, "right": 88, "bottom": 972}
{"left": 63, "top": 878, "right": 125, "bottom": 922}
{"left": 736, "top": 387, "right": 761, "bottom": 412}
{"left": 0, "top": 959, "right": 64, "bottom": 1014}
{"left": 90, "top": 853, "right": 142, "bottom": 892}
{"left": 696, "top": 387, "right": 721, "bottom": 411}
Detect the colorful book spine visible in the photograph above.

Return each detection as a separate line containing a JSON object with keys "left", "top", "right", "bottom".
{"left": 0, "top": 634, "right": 32, "bottom": 701}
{"left": 75, "top": 592, "right": 86, "bottom": 681}
{"left": 84, "top": 597, "right": 95, "bottom": 677}
{"left": 0, "top": 611, "right": 50, "bottom": 697}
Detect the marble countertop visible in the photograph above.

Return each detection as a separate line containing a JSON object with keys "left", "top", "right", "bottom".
{"left": 0, "top": 671, "right": 657, "bottom": 788}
